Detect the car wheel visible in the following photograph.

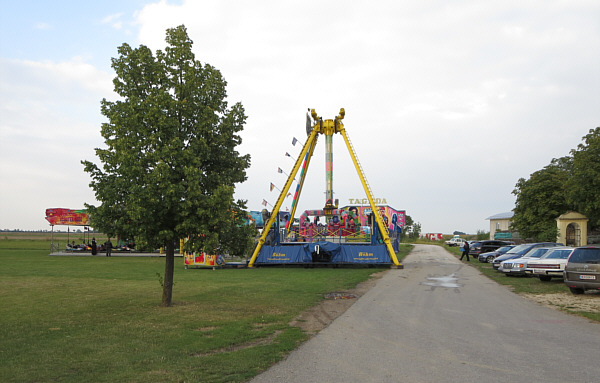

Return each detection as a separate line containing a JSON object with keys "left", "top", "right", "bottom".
{"left": 538, "top": 275, "right": 551, "bottom": 282}
{"left": 486, "top": 256, "right": 494, "bottom": 263}
{"left": 569, "top": 287, "right": 584, "bottom": 295}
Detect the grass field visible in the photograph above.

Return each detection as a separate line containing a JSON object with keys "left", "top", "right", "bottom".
{"left": 0, "top": 234, "right": 412, "bottom": 383}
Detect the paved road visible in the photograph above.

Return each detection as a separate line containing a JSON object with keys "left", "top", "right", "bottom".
{"left": 250, "top": 244, "right": 600, "bottom": 383}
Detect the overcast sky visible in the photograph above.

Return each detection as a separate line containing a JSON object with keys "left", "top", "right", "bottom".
{"left": 1, "top": 0, "right": 599, "bottom": 234}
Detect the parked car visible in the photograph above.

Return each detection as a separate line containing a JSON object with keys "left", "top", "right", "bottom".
{"left": 563, "top": 245, "right": 600, "bottom": 294}
{"left": 470, "top": 240, "right": 513, "bottom": 258}
{"left": 501, "top": 247, "right": 560, "bottom": 276}
{"left": 468, "top": 241, "right": 482, "bottom": 253}
{"left": 478, "top": 245, "right": 516, "bottom": 263}
{"left": 525, "top": 247, "right": 574, "bottom": 281}
{"left": 445, "top": 237, "right": 465, "bottom": 247}
{"left": 492, "top": 242, "right": 564, "bottom": 270}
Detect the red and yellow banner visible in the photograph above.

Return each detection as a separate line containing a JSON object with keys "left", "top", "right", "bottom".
{"left": 45, "top": 208, "right": 89, "bottom": 226}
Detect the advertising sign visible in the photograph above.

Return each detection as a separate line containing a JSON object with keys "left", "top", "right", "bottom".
{"left": 45, "top": 208, "right": 90, "bottom": 226}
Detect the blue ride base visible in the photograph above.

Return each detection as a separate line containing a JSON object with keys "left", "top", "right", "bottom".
{"left": 254, "top": 241, "right": 391, "bottom": 265}
{"left": 252, "top": 222, "right": 400, "bottom": 266}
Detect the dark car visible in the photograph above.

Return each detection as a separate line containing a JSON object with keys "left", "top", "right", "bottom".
{"left": 478, "top": 245, "right": 516, "bottom": 263}
{"left": 470, "top": 240, "right": 513, "bottom": 258}
{"left": 492, "top": 242, "right": 564, "bottom": 270}
{"left": 563, "top": 246, "right": 600, "bottom": 294}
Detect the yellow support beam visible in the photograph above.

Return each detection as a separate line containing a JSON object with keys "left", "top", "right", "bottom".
{"left": 248, "top": 127, "right": 320, "bottom": 267}
{"left": 285, "top": 137, "right": 319, "bottom": 235}
{"left": 338, "top": 127, "right": 402, "bottom": 267}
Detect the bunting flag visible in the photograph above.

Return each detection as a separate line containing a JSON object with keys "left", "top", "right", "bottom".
{"left": 292, "top": 137, "right": 298, "bottom": 146}
{"left": 278, "top": 167, "right": 283, "bottom": 173}
{"left": 262, "top": 199, "right": 268, "bottom": 206}
{"left": 270, "top": 183, "right": 275, "bottom": 191}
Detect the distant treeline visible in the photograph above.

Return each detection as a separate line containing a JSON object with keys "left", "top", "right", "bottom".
{"left": 1, "top": 229, "right": 99, "bottom": 233}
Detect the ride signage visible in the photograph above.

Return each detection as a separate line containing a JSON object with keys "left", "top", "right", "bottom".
{"left": 45, "top": 208, "right": 90, "bottom": 226}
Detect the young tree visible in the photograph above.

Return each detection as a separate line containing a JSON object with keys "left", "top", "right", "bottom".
{"left": 82, "top": 25, "right": 251, "bottom": 306}
{"left": 511, "top": 157, "right": 573, "bottom": 241}
{"left": 402, "top": 215, "right": 421, "bottom": 240}
{"left": 568, "top": 127, "right": 600, "bottom": 227}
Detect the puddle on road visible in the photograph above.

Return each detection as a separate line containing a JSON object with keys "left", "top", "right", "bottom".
{"left": 420, "top": 272, "right": 463, "bottom": 291}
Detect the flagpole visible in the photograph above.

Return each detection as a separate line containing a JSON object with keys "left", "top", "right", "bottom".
{"left": 277, "top": 167, "right": 297, "bottom": 182}
{"left": 292, "top": 136, "right": 305, "bottom": 147}
{"left": 284, "top": 152, "right": 297, "bottom": 162}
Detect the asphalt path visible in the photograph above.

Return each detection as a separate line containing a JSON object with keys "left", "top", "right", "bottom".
{"left": 250, "top": 244, "right": 600, "bottom": 383}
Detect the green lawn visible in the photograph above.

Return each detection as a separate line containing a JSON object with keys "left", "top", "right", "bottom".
{"left": 0, "top": 237, "right": 412, "bottom": 383}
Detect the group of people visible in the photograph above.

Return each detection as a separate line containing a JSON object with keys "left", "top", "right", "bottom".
{"left": 67, "top": 238, "right": 114, "bottom": 256}
{"left": 92, "top": 238, "right": 114, "bottom": 256}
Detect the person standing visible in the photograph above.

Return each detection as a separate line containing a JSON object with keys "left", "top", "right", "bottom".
{"left": 91, "top": 237, "right": 97, "bottom": 255}
{"left": 105, "top": 238, "right": 112, "bottom": 257}
{"left": 460, "top": 240, "right": 470, "bottom": 261}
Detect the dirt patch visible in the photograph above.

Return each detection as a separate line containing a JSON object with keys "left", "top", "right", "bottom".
{"left": 193, "top": 330, "right": 284, "bottom": 357}
{"left": 522, "top": 291, "right": 600, "bottom": 313}
{"left": 290, "top": 270, "right": 388, "bottom": 335}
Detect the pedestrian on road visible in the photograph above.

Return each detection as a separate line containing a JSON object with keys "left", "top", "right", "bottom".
{"left": 460, "top": 240, "right": 470, "bottom": 261}
{"left": 105, "top": 238, "right": 112, "bottom": 257}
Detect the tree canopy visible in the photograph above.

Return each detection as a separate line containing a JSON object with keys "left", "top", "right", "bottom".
{"left": 82, "top": 25, "right": 253, "bottom": 306}
{"left": 567, "top": 127, "right": 600, "bottom": 226}
{"left": 511, "top": 127, "right": 600, "bottom": 240}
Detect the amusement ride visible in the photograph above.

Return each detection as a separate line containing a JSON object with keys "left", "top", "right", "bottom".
{"left": 248, "top": 108, "right": 403, "bottom": 267}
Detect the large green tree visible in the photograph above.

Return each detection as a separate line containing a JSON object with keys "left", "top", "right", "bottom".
{"left": 82, "top": 25, "right": 252, "bottom": 306}
{"left": 511, "top": 157, "right": 573, "bottom": 241}
{"left": 567, "top": 127, "right": 600, "bottom": 226}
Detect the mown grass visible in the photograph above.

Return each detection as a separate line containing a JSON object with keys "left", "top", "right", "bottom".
{"left": 0, "top": 236, "right": 411, "bottom": 383}
{"left": 444, "top": 244, "right": 600, "bottom": 322}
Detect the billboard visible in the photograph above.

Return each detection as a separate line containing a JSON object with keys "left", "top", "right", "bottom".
{"left": 45, "top": 208, "right": 90, "bottom": 226}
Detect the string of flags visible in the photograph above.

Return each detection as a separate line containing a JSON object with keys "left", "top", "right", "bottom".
{"left": 263, "top": 136, "right": 302, "bottom": 210}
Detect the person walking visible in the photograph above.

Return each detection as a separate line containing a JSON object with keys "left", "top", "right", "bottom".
{"left": 105, "top": 238, "right": 112, "bottom": 257}
{"left": 91, "top": 237, "right": 97, "bottom": 255}
{"left": 460, "top": 240, "right": 470, "bottom": 261}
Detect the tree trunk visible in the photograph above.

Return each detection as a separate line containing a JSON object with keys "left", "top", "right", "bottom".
{"left": 161, "top": 240, "right": 175, "bottom": 307}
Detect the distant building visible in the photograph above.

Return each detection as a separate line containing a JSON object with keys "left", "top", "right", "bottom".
{"left": 486, "top": 212, "right": 515, "bottom": 240}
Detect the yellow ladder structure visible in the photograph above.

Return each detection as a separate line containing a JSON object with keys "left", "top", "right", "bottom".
{"left": 248, "top": 108, "right": 401, "bottom": 267}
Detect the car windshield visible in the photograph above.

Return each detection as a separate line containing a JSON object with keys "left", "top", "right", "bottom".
{"left": 497, "top": 246, "right": 512, "bottom": 253}
{"left": 568, "top": 248, "right": 600, "bottom": 263}
{"left": 504, "top": 244, "right": 532, "bottom": 255}
{"left": 526, "top": 248, "right": 551, "bottom": 258}
{"left": 541, "top": 249, "right": 572, "bottom": 259}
